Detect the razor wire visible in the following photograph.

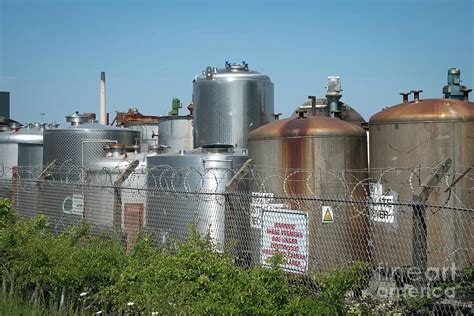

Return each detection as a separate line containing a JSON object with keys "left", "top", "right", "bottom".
{"left": 0, "top": 162, "right": 472, "bottom": 311}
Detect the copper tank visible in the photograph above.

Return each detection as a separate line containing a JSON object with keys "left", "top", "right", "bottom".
{"left": 369, "top": 90, "right": 474, "bottom": 270}
{"left": 248, "top": 111, "right": 369, "bottom": 272}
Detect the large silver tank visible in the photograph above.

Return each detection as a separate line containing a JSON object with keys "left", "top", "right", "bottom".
{"left": 41, "top": 113, "right": 140, "bottom": 231}
{"left": 193, "top": 61, "right": 274, "bottom": 148}
{"left": 369, "top": 90, "right": 474, "bottom": 270}
{"left": 248, "top": 112, "right": 368, "bottom": 273}
{"left": 43, "top": 113, "right": 139, "bottom": 168}
{"left": 146, "top": 145, "right": 249, "bottom": 251}
{"left": 157, "top": 115, "right": 193, "bottom": 152}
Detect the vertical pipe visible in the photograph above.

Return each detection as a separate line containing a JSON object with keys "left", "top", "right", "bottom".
{"left": 411, "top": 90, "right": 422, "bottom": 103}
{"left": 400, "top": 92, "right": 411, "bottom": 103}
{"left": 100, "top": 72, "right": 106, "bottom": 124}
{"left": 308, "top": 96, "right": 316, "bottom": 116}
{"left": 462, "top": 88, "right": 472, "bottom": 102}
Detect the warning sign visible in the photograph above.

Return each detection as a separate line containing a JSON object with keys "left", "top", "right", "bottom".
{"left": 260, "top": 209, "right": 308, "bottom": 273}
{"left": 370, "top": 183, "right": 396, "bottom": 223}
{"left": 321, "top": 206, "right": 334, "bottom": 223}
{"left": 250, "top": 192, "right": 286, "bottom": 229}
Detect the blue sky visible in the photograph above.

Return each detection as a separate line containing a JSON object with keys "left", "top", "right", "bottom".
{"left": 1, "top": 0, "right": 473, "bottom": 124}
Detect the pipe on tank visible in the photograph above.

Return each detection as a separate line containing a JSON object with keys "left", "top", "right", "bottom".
{"left": 308, "top": 96, "right": 317, "bottom": 116}
{"left": 400, "top": 92, "right": 412, "bottom": 103}
{"left": 411, "top": 90, "right": 423, "bottom": 103}
{"left": 272, "top": 113, "right": 282, "bottom": 121}
{"left": 296, "top": 109, "right": 307, "bottom": 119}
{"left": 462, "top": 88, "right": 472, "bottom": 102}
{"left": 100, "top": 72, "right": 107, "bottom": 124}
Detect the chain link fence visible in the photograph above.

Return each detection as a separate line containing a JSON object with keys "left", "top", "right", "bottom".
{"left": 0, "top": 162, "right": 473, "bottom": 312}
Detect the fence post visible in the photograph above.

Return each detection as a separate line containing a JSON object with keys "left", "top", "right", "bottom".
{"left": 11, "top": 166, "right": 18, "bottom": 206}
{"left": 112, "top": 160, "right": 139, "bottom": 234}
{"left": 36, "top": 160, "right": 58, "bottom": 215}
{"left": 225, "top": 159, "right": 253, "bottom": 266}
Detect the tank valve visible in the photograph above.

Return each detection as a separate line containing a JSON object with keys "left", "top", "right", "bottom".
{"left": 400, "top": 91, "right": 412, "bottom": 103}
{"left": 296, "top": 109, "right": 307, "bottom": 119}
{"left": 272, "top": 113, "right": 282, "bottom": 120}
{"left": 462, "top": 88, "right": 472, "bottom": 102}
{"left": 411, "top": 90, "right": 423, "bottom": 103}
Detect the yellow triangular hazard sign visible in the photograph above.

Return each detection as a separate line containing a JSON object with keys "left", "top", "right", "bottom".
{"left": 322, "top": 206, "right": 334, "bottom": 223}
{"left": 323, "top": 210, "right": 332, "bottom": 222}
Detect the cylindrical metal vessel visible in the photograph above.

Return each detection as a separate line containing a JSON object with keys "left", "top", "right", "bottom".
{"left": 41, "top": 113, "right": 140, "bottom": 231}
{"left": 157, "top": 115, "right": 193, "bottom": 152}
{"left": 248, "top": 114, "right": 368, "bottom": 272}
{"left": 0, "top": 124, "right": 44, "bottom": 211}
{"left": 146, "top": 145, "right": 249, "bottom": 251}
{"left": 0, "top": 124, "right": 44, "bottom": 178}
{"left": 43, "top": 123, "right": 139, "bottom": 168}
{"left": 369, "top": 95, "right": 474, "bottom": 270}
{"left": 193, "top": 62, "right": 274, "bottom": 148}
{"left": 85, "top": 144, "right": 156, "bottom": 246}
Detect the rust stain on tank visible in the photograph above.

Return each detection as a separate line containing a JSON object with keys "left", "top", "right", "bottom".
{"left": 249, "top": 115, "right": 366, "bottom": 200}
{"left": 116, "top": 108, "right": 160, "bottom": 124}
{"left": 370, "top": 99, "right": 474, "bottom": 124}
{"left": 282, "top": 134, "right": 308, "bottom": 197}
{"left": 249, "top": 115, "right": 366, "bottom": 141}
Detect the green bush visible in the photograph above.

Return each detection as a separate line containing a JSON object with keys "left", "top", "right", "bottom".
{"left": 1, "top": 198, "right": 373, "bottom": 314}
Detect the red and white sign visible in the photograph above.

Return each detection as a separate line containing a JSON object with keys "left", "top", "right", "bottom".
{"left": 260, "top": 209, "right": 308, "bottom": 273}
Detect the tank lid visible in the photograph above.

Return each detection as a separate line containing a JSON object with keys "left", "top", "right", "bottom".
{"left": 66, "top": 111, "right": 89, "bottom": 126}
{"left": 225, "top": 61, "right": 249, "bottom": 71}
{"left": 196, "top": 61, "right": 271, "bottom": 81}
{"left": 369, "top": 98, "right": 474, "bottom": 124}
{"left": 249, "top": 116, "right": 366, "bottom": 140}
{"left": 0, "top": 126, "right": 44, "bottom": 144}
{"left": 46, "top": 122, "right": 139, "bottom": 132}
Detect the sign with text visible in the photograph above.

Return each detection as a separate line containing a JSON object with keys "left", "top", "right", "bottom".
{"left": 250, "top": 192, "right": 286, "bottom": 229}
{"left": 260, "top": 209, "right": 308, "bottom": 273}
{"left": 370, "top": 183, "right": 396, "bottom": 223}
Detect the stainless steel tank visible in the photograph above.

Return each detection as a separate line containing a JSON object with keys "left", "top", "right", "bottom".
{"left": 248, "top": 111, "right": 368, "bottom": 273}
{"left": 0, "top": 124, "right": 44, "bottom": 178}
{"left": 41, "top": 112, "right": 140, "bottom": 231}
{"left": 369, "top": 90, "right": 474, "bottom": 270}
{"left": 0, "top": 124, "right": 45, "bottom": 207}
{"left": 157, "top": 115, "right": 193, "bottom": 152}
{"left": 43, "top": 113, "right": 139, "bottom": 168}
{"left": 193, "top": 61, "right": 274, "bottom": 148}
{"left": 85, "top": 144, "right": 157, "bottom": 246}
{"left": 146, "top": 145, "right": 249, "bottom": 251}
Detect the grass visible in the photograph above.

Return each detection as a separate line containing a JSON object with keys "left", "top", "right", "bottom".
{"left": 0, "top": 293, "right": 80, "bottom": 316}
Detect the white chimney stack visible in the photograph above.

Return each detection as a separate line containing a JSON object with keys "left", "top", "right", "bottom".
{"left": 100, "top": 71, "right": 107, "bottom": 124}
